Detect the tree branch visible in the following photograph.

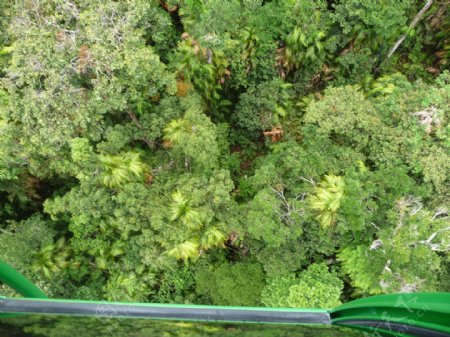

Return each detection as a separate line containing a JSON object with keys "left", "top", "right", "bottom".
{"left": 420, "top": 226, "right": 450, "bottom": 245}
{"left": 387, "top": 0, "right": 434, "bottom": 59}
{"left": 127, "top": 110, "right": 153, "bottom": 148}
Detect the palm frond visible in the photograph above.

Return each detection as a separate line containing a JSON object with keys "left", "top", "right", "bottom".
{"left": 309, "top": 175, "right": 345, "bottom": 228}
{"left": 200, "top": 227, "right": 226, "bottom": 250}
{"left": 167, "top": 240, "right": 200, "bottom": 261}
{"left": 100, "top": 152, "right": 147, "bottom": 188}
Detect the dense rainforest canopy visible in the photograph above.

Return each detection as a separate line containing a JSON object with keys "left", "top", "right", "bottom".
{"left": 0, "top": 0, "right": 449, "bottom": 308}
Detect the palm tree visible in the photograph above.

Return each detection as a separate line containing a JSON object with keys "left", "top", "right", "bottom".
{"left": 167, "top": 239, "right": 200, "bottom": 261}
{"left": 169, "top": 191, "right": 203, "bottom": 230}
{"left": 279, "top": 27, "right": 326, "bottom": 72}
{"left": 174, "top": 37, "right": 224, "bottom": 104}
{"left": 309, "top": 175, "right": 345, "bottom": 228}
{"left": 200, "top": 227, "right": 226, "bottom": 250}
{"left": 92, "top": 241, "right": 125, "bottom": 270}
{"left": 365, "top": 75, "right": 396, "bottom": 97}
{"left": 105, "top": 272, "right": 150, "bottom": 302}
{"left": 32, "top": 238, "right": 75, "bottom": 278}
{"left": 163, "top": 118, "right": 191, "bottom": 148}
{"left": 100, "top": 152, "right": 147, "bottom": 189}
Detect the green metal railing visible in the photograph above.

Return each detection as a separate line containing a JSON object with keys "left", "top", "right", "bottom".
{"left": 331, "top": 292, "right": 450, "bottom": 337}
{"left": 1, "top": 259, "right": 449, "bottom": 337}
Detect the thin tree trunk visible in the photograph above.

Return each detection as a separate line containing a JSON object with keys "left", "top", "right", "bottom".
{"left": 387, "top": 0, "right": 434, "bottom": 59}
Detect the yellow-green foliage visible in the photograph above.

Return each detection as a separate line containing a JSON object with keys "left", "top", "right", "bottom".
{"left": 200, "top": 227, "right": 226, "bottom": 250}
{"left": 309, "top": 175, "right": 345, "bottom": 228}
{"left": 100, "top": 152, "right": 147, "bottom": 189}
{"left": 167, "top": 240, "right": 200, "bottom": 262}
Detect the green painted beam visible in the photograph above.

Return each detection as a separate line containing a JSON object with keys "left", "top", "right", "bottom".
{"left": 0, "top": 260, "right": 46, "bottom": 298}
{"left": 330, "top": 293, "right": 450, "bottom": 337}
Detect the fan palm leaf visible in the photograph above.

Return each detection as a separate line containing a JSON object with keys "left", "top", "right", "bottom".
{"left": 167, "top": 240, "right": 200, "bottom": 261}
{"left": 200, "top": 227, "right": 226, "bottom": 250}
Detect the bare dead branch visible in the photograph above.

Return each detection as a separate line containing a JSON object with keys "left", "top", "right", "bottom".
{"left": 387, "top": 0, "right": 434, "bottom": 59}
{"left": 420, "top": 226, "right": 450, "bottom": 244}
